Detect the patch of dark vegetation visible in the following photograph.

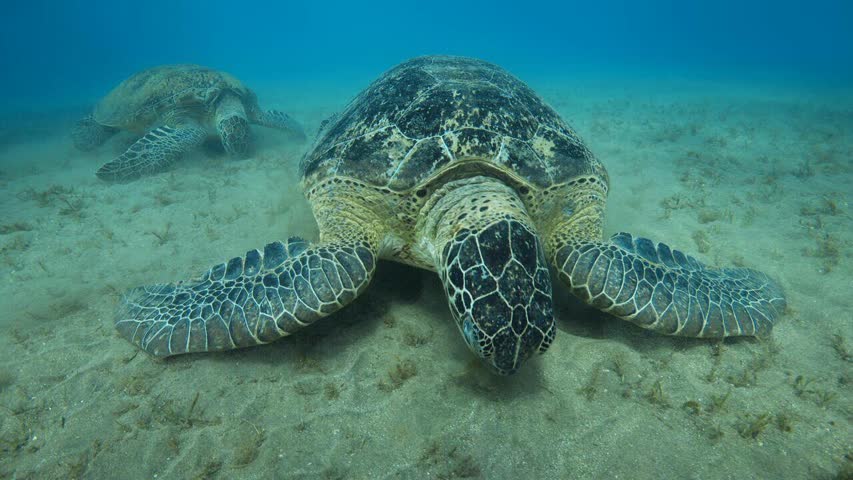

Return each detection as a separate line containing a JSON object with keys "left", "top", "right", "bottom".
{"left": 154, "top": 190, "right": 177, "bottom": 207}
{"left": 16, "top": 184, "right": 74, "bottom": 207}
{"left": 112, "top": 402, "right": 139, "bottom": 433}
{"left": 115, "top": 368, "right": 160, "bottom": 397}
{"left": 804, "top": 232, "right": 842, "bottom": 274}
{"left": 831, "top": 453, "right": 853, "bottom": 480}
{"left": 801, "top": 195, "right": 844, "bottom": 217}
{"left": 792, "top": 159, "right": 815, "bottom": 178}
{"left": 677, "top": 162, "right": 723, "bottom": 190}
{"left": 418, "top": 440, "right": 482, "bottom": 479}
{"left": 7, "top": 327, "right": 34, "bottom": 349}
{"left": 148, "top": 222, "right": 175, "bottom": 246}
{"left": 402, "top": 327, "right": 432, "bottom": 348}
{"left": 659, "top": 192, "right": 707, "bottom": 219}
{"left": 139, "top": 392, "right": 222, "bottom": 431}
{"left": 830, "top": 334, "right": 851, "bottom": 362}
{"left": 320, "top": 466, "right": 349, "bottom": 480}
{"left": 1, "top": 235, "right": 32, "bottom": 271}
{"left": 792, "top": 374, "right": 815, "bottom": 397}
{"left": 378, "top": 358, "right": 418, "bottom": 392}
{"left": 611, "top": 353, "right": 628, "bottom": 384}
{"left": 166, "top": 431, "right": 181, "bottom": 457}
{"left": 682, "top": 389, "right": 729, "bottom": 417}
{"left": 813, "top": 389, "right": 838, "bottom": 408}
{"left": 0, "top": 223, "right": 32, "bottom": 235}
{"left": 708, "top": 390, "right": 731, "bottom": 414}
{"left": 645, "top": 379, "right": 670, "bottom": 408}
{"left": 0, "top": 406, "right": 31, "bottom": 454}
{"left": 192, "top": 459, "right": 223, "bottom": 480}
{"left": 0, "top": 370, "right": 15, "bottom": 392}
{"left": 682, "top": 400, "right": 702, "bottom": 415}
{"left": 737, "top": 412, "right": 772, "bottom": 440}
{"left": 293, "top": 380, "right": 321, "bottom": 396}
{"left": 776, "top": 412, "right": 794, "bottom": 433}
{"left": 324, "top": 382, "right": 343, "bottom": 400}
{"left": 232, "top": 422, "right": 265, "bottom": 468}
{"left": 63, "top": 439, "right": 105, "bottom": 480}
{"left": 295, "top": 355, "right": 326, "bottom": 375}
{"left": 14, "top": 185, "right": 90, "bottom": 220}
{"left": 579, "top": 364, "right": 602, "bottom": 400}
{"left": 727, "top": 369, "right": 758, "bottom": 388}
{"left": 790, "top": 375, "right": 838, "bottom": 408}
{"left": 692, "top": 230, "right": 711, "bottom": 254}
{"left": 707, "top": 423, "right": 725, "bottom": 443}
{"left": 725, "top": 340, "right": 778, "bottom": 388}
{"left": 704, "top": 341, "right": 725, "bottom": 383}
{"left": 697, "top": 208, "right": 732, "bottom": 224}
{"left": 58, "top": 194, "right": 86, "bottom": 219}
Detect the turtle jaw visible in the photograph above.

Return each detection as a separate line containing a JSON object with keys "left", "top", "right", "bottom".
{"left": 458, "top": 308, "right": 555, "bottom": 375}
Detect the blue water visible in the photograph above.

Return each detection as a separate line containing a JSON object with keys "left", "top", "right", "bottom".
{"left": 2, "top": 0, "right": 851, "bottom": 112}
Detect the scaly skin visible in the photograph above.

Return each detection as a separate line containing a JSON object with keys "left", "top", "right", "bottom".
{"left": 96, "top": 120, "right": 207, "bottom": 183}
{"left": 250, "top": 109, "right": 306, "bottom": 141}
{"left": 115, "top": 218, "right": 379, "bottom": 356}
{"left": 418, "top": 176, "right": 555, "bottom": 374}
{"left": 71, "top": 115, "right": 118, "bottom": 151}
{"left": 552, "top": 232, "right": 786, "bottom": 338}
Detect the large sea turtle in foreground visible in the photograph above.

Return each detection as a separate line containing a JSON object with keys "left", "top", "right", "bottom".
{"left": 114, "top": 56, "right": 786, "bottom": 374}
{"left": 72, "top": 64, "right": 304, "bottom": 182}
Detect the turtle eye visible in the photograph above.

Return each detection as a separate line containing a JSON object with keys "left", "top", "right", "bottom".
{"left": 461, "top": 317, "right": 484, "bottom": 353}
{"left": 462, "top": 317, "right": 478, "bottom": 345}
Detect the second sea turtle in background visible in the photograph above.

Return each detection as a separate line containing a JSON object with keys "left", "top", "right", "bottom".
{"left": 72, "top": 64, "right": 305, "bottom": 182}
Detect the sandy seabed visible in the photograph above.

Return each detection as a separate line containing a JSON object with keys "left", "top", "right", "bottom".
{"left": 0, "top": 78, "right": 850, "bottom": 479}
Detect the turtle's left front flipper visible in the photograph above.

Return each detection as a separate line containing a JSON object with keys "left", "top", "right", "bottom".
{"left": 114, "top": 236, "right": 378, "bottom": 357}
{"left": 553, "top": 232, "right": 786, "bottom": 337}
{"left": 252, "top": 109, "right": 306, "bottom": 141}
{"left": 71, "top": 115, "right": 118, "bottom": 151}
{"left": 96, "top": 121, "right": 206, "bottom": 182}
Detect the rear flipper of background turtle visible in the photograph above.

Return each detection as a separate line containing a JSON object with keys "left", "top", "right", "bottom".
{"left": 252, "top": 109, "right": 306, "bottom": 141}
{"left": 96, "top": 121, "right": 207, "bottom": 183}
{"left": 555, "top": 233, "right": 786, "bottom": 337}
{"left": 71, "top": 115, "right": 118, "bottom": 151}
{"left": 114, "top": 235, "right": 377, "bottom": 356}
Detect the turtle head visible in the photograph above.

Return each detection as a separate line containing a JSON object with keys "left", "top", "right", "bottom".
{"left": 214, "top": 93, "right": 252, "bottom": 158}
{"left": 425, "top": 177, "right": 556, "bottom": 375}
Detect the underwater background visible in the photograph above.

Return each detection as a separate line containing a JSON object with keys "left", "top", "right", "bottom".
{"left": 1, "top": 0, "right": 851, "bottom": 478}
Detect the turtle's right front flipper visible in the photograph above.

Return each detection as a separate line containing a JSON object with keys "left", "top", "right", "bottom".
{"left": 553, "top": 232, "right": 786, "bottom": 338}
{"left": 252, "top": 109, "right": 306, "bottom": 141}
{"left": 71, "top": 115, "right": 117, "bottom": 151}
{"left": 96, "top": 122, "right": 206, "bottom": 182}
{"left": 114, "top": 237, "right": 377, "bottom": 357}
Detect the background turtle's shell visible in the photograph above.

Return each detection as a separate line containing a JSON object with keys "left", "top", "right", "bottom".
{"left": 93, "top": 64, "right": 254, "bottom": 129}
{"left": 302, "top": 56, "right": 607, "bottom": 191}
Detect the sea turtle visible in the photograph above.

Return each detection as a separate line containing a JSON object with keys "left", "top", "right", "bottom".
{"left": 72, "top": 64, "right": 304, "bottom": 182}
{"left": 114, "top": 56, "right": 786, "bottom": 375}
